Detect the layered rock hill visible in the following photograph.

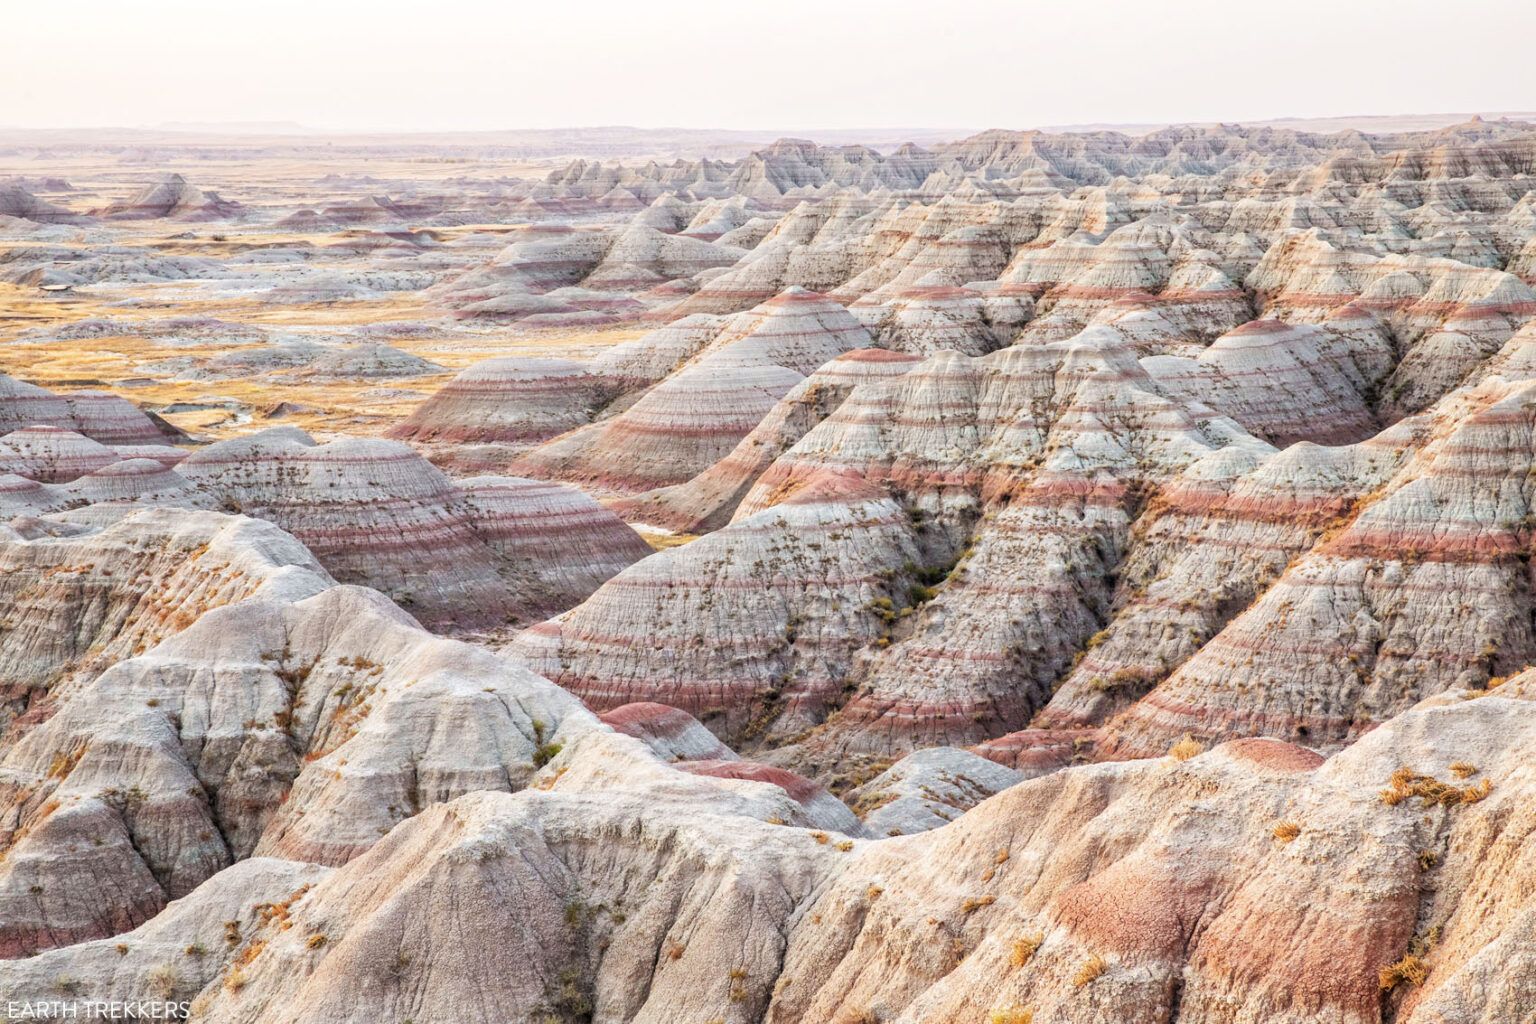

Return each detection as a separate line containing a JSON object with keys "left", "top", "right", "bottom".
{"left": 0, "top": 377, "right": 647, "bottom": 634}
{"left": 174, "top": 430, "right": 648, "bottom": 630}
{"left": 512, "top": 472, "right": 932, "bottom": 742}
{"left": 546, "top": 118, "right": 1536, "bottom": 197}
{"left": 0, "top": 509, "right": 326, "bottom": 732}
{"left": 0, "top": 427, "right": 648, "bottom": 633}
{"left": 96, "top": 174, "right": 243, "bottom": 221}
{"left": 0, "top": 184, "right": 81, "bottom": 226}
{"left": 513, "top": 288, "right": 874, "bottom": 493}
{"left": 612, "top": 347, "right": 924, "bottom": 532}
{"left": 0, "top": 375, "right": 182, "bottom": 447}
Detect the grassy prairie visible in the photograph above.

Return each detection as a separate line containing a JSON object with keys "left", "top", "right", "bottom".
{"left": 0, "top": 281, "right": 643, "bottom": 442}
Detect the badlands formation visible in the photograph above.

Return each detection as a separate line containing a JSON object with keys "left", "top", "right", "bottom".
{"left": 0, "top": 117, "right": 1535, "bottom": 1022}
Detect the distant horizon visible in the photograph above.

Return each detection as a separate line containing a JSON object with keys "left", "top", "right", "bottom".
{"left": 4, "top": 109, "right": 1535, "bottom": 141}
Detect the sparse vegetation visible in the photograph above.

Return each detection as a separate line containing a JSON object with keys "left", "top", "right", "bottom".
{"left": 45, "top": 744, "right": 86, "bottom": 779}
{"left": 1010, "top": 932, "right": 1044, "bottom": 967}
{"left": 834, "top": 1011, "right": 878, "bottom": 1024}
{"left": 540, "top": 965, "right": 592, "bottom": 1019}
{"left": 989, "top": 1006, "right": 1032, "bottom": 1024}
{"left": 1379, "top": 953, "right": 1429, "bottom": 990}
{"left": 1272, "top": 821, "right": 1301, "bottom": 843}
{"left": 1381, "top": 928, "right": 1440, "bottom": 990}
{"left": 147, "top": 964, "right": 179, "bottom": 999}
{"left": 1380, "top": 767, "right": 1493, "bottom": 807}
{"left": 1169, "top": 734, "right": 1203, "bottom": 761}
{"left": 1073, "top": 953, "right": 1107, "bottom": 988}
{"left": 961, "top": 894, "right": 996, "bottom": 914}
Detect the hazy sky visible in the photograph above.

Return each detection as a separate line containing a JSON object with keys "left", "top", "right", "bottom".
{"left": 5, "top": 0, "right": 1535, "bottom": 132}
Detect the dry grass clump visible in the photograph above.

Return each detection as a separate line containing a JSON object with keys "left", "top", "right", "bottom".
{"left": 1449, "top": 761, "right": 1478, "bottom": 779}
{"left": 989, "top": 1006, "right": 1032, "bottom": 1024}
{"left": 147, "top": 964, "right": 179, "bottom": 1000}
{"left": 1009, "top": 932, "right": 1044, "bottom": 968}
{"left": 254, "top": 883, "right": 312, "bottom": 932}
{"left": 1380, "top": 767, "right": 1493, "bottom": 807}
{"left": 1272, "top": 821, "right": 1301, "bottom": 843}
{"left": 961, "top": 894, "right": 997, "bottom": 914}
{"left": 1379, "top": 953, "right": 1429, "bottom": 990}
{"left": 1380, "top": 928, "right": 1440, "bottom": 990}
{"left": 1072, "top": 953, "right": 1107, "bottom": 988}
{"left": 1168, "top": 734, "right": 1203, "bottom": 761}
{"left": 46, "top": 744, "right": 86, "bottom": 779}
